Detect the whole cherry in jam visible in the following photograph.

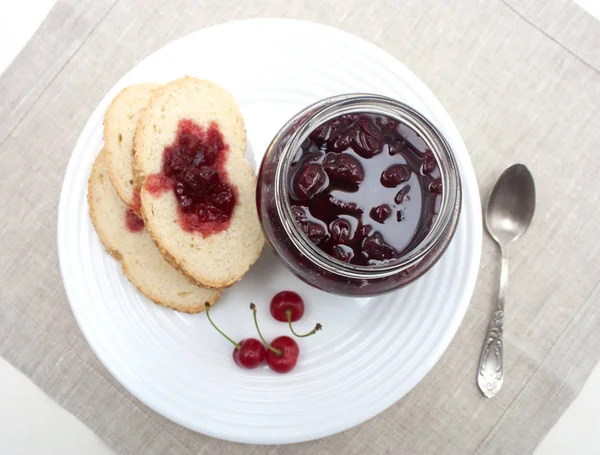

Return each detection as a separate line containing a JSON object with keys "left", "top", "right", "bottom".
{"left": 145, "top": 120, "right": 237, "bottom": 237}
{"left": 205, "top": 303, "right": 265, "bottom": 369}
{"left": 330, "top": 218, "right": 352, "bottom": 243}
{"left": 288, "top": 113, "right": 442, "bottom": 266}
{"left": 323, "top": 153, "right": 364, "bottom": 185}
{"left": 269, "top": 291, "right": 322, "bottom": 338}
{"left": 381, "top": 164, "right": 410, "bottom": 188}
{"left": 292, "top": 206, "right": 328, "bottom": 244}
{"left": 370, "top": 204, "right": 392, "bottom": 224}
{"left": 293, "top": 163, "right": 328, "bottom": 200}
{"left": 251, "top": 303, "right": 300, "bottom": 374}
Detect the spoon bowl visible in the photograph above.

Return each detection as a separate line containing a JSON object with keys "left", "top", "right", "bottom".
{"left": 486, "top": 164, "right": 536, "bottom": 246}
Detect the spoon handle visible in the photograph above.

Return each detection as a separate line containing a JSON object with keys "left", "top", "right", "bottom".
{"left": 477, "top": 246, "right": 507, "bottom": 398}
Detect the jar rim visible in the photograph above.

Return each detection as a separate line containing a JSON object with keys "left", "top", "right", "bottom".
{"left": 273, "top": 94, "right": 461, "bottom": 279}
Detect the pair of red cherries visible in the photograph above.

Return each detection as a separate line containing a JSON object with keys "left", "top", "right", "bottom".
{"left": 205, "top": 291, "right": 321, "bottom": 373}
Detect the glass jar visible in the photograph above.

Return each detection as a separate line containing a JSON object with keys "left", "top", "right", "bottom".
{"left": 256, "top": 94, "right": 461, "bottom": 296}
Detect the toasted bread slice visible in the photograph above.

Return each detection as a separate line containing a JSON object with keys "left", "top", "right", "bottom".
{"left": 134, "top": 77, "right": 264, "bottom": 288}
{"left": 104, "top": 83, "right": 162, "bottom": 211}
{"left": 88, "top": 150, "right": 220, "bottom": 313}
{"left": 133, "top": 77, "right": 264, "bottom": 288}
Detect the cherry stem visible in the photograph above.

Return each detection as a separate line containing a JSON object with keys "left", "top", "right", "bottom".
{"left": 250, "top": 303, "right": 282, "bottom": 356}
{"left": 205, "top": 302, "right": 240, "bottom": 350}
{"left": 286, "top": 310, "right": 322, "bottom": 338}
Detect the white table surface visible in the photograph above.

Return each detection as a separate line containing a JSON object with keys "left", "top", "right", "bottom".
{"left": 1, "top": 1, "right": 599, "bottom": 453}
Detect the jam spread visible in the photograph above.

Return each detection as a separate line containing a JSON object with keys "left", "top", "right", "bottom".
{"left": 145, "top": 119, "right": 237, "bottom": 237}
{"left": 125, "top": 208, "right": 144, "bottom": 233}
{"left": 288, "top": 113, "right": 442, "bottom": 266}
{"left": 131, "top": 188, "right": 141, "bottom": 213}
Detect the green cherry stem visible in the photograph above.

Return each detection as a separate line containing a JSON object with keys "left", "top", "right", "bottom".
{"left": 205, "top": 302, "right": 240, "bottom": 350}
{"left": 286, "top": 310, "right": 323, "bottom": 338}
{"left": 250, "top": 303, "right": 282, "bottom": 356}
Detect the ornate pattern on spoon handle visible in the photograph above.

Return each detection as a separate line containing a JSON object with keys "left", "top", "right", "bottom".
{"left": 477, "top": 245, "right": 508, "bottom": 398}
{"left": 477, "top": 309, "right": 504, "bottom": 397}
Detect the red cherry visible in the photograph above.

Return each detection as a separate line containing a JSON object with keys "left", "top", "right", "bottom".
{"left": 322, "top": 153, "right": 364, "bottom": 184}
{"left": 421, "top": 153, "right": 437, "bottom": 175}
{"left": 232, "top": 338, "right": 266, "bottom": 369}
{"left": 381, "top": 164, "right": 410, "bottom": 188}
{"left": 269, "top": 292, "right": 323, "bottom": 338}
{"left": 369, "top": 204, "right": 392, "bottom": 224}
{"left": 293, "top": 163, "right": 327, "bottom": 200}
{"left": 251, "top": 303, "right": 304, "bottom": 374}
{"left": 332, "top": 244, "right": 354, "bottom": 262}
{"left": 266, "top": 336, "right": 300, "bottom": 374}
{"left": 270, "top": 291, "right": 305, "bottom": 322}
{"left": 329, "top": 218, "right": 352, "bottom": 243}
{"left": 205, "top": 303, "right": 266, "bottom": 370}
{"left": 270, "top": 291, "right": 323, "bottom": 338}
{"left": 361, "top": 232, "right": 397, "bottom": 262}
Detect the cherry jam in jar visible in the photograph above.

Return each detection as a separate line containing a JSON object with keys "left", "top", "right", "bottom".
{"left": 257, "top": 95, "right": 461, "bottom": 296}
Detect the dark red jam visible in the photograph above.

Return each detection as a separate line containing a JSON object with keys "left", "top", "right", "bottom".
{"left": 288, "top": 113, "right": 442, "bottom": 266}
{"left": 145, "top": 119, "right": 237, "bottom": 237}
{"left": 125, "top": 208, "right": 144, "bottom": 233}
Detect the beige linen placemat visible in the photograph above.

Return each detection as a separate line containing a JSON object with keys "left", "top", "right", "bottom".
{"left": 1, "top": 0, "right": 600, "bottom": 453}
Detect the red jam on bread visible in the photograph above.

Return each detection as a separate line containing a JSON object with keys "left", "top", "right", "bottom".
{"left": 125, "top": 208, "right": 144, "bottom": 233}
{"left": 145, "top": 119, "right": 237, "bottom": 237}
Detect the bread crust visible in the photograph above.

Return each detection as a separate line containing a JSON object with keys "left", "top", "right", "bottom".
{"left": 104, "top": 83, "right": 162, "bottom": 213}
{"left": 88, "top": 150, "right": 221, "bottom": 313}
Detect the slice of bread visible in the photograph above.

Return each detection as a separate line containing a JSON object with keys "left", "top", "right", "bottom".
{"left": 133, "top": 77, "right": 264, "bottom": 288}
{"left": 104, "top": 83, "right": 162, "bottom": 211}
{"left": 88, "top": 150, "right": 221, "bottom": 313}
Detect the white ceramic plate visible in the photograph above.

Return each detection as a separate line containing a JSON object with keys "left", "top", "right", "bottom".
{"left": 58, "top": 19, "right": 482, "bottom": 444}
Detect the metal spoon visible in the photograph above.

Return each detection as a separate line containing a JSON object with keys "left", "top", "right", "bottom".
{"left": 477, "top": 164, "right": 535, "bottom": 398}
